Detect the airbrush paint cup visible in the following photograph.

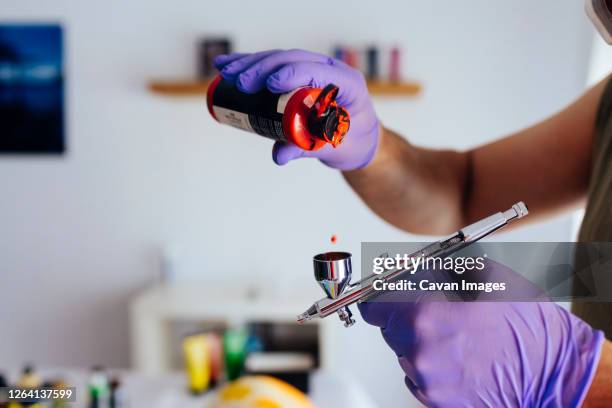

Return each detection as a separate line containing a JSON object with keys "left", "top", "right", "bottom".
{"left": 313, "top": 252, "right": 356, "bottom": 326}
{"left": 313, "top": 252, "right": 352, "bottom": 299}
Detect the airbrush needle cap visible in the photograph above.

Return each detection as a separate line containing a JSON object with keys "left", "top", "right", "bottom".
{"left": 513, "top": 202, "right": 529, "bottom": 218}
{"left": 503, "top": 201, "right": 529, "bottom": 221}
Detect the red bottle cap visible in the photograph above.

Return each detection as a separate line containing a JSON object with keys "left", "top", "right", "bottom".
{"left": 308, "top": 84, "right": 350, "bottom": 147}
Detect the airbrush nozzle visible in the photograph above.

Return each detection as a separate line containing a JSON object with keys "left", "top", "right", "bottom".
{"left": 297, "top": 305, "right": 317, "bottom": 324}
{"left": 503, "top": 201, "right": 529, "bottom": 221}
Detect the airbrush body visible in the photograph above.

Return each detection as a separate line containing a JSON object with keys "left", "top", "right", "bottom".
{"left": 298, "top": 202, "right": 529, "bottom": 327}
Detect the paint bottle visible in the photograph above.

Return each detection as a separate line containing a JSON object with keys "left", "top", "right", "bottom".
{"left": 87, "top": 366, "right": 109, "bottom": 408}
{"left": 183, "top": 334, "right": 211, "bottom": 394}
{"left": 366, "top": 46, "right": 379, "bottom": 80}
{"left": 17, "top": 365, "right": 41, "bottom": 390}
{"left": 207, "top": 76, "right": 350, "bottom": 151}
{"left": 389, "top": 47, "right": 401, "bottom": 83}
{"left": 109, "top": 377, "right": 125, "bottom": 408}
{"left": 223, "top": 327, "right": 248, "bottom": 381}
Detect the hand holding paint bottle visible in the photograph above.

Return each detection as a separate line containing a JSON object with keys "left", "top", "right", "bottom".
{"left": 211, "top": 49, "right": 380, "bottom": 170}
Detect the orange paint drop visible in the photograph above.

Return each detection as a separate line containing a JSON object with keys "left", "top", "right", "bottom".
{"left": 330, "top": 235, "right": 337, "bottom": 244}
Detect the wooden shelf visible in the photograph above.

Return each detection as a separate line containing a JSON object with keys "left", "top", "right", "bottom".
{"left": 148, "top": 78, "right": 422, "bottom": 97}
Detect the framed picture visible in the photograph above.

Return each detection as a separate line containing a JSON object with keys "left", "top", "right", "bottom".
{"left": 0, "top": 24, "right": 65, "bottom": 154}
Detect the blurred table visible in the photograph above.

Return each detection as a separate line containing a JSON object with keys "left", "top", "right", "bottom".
{"left": 5, "top": 368, "right": 378, "bottom": 408}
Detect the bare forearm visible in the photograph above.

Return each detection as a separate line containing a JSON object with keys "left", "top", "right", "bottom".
{"left": 342, "top": 77, "right": 608, "bottom": 235}
{"left": 584, "top": 340, "right": 612, "bottom": 407}
{"left": 342, "top": 127, "right": 469, "bottom": 234}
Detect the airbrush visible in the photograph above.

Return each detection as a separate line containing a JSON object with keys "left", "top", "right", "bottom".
{"left": 298, "top": 202, "right": 529, "bottom": 327}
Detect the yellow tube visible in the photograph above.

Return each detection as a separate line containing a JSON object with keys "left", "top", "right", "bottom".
{"left": 183, "top": 334, "right": 211, "bottom": 394}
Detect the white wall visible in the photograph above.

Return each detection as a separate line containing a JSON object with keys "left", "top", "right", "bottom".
{"left": 0, "top": 1, "right": 594, "bottom": 406}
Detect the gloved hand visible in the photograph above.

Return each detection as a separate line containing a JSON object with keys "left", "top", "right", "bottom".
{"left": 358, "top": 260, "right": 604, "bottom": 407}
{"left": 214, "top": 49, "right": 380, "bottom": 170}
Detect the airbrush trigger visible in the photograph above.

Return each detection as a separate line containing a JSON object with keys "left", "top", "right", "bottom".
{"left": 313, "top": 252, "right": 356, "bottom": 327}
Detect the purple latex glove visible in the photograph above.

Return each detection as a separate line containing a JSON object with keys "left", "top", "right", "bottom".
{"left": 214, "top": 49, "right": 380, "bottom": 170}
{"left": 358, "top": 260, "right": 604, "bottom": 407}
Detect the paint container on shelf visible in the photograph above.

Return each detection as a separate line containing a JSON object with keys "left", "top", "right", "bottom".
{"left": 365, "top": 46, "right": 379, "bottom": 80}
{"left": 389, "top": 47, "right": 401, "bottom": 83}
{"left": 197, "top": 37, "right": 232, "bottom": 79}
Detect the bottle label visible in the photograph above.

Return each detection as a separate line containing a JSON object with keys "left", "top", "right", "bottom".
{"left": 211, "top": 79, "right": 299, "bottom": 142}
{"left": 212, "top": 106, "right": 255, "bottom": 133}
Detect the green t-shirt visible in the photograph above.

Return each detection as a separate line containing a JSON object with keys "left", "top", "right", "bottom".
{"left": 573, "top": 77, "right": 612, "bottom": 337}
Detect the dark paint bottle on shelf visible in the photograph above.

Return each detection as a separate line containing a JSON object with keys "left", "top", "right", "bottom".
{"left": 207, "top": 75, "right": 350, "bottom": 151}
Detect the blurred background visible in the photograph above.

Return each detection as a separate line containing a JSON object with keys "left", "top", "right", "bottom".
{"left": 1, "top": 0, "right": 610, "bottom": 407}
